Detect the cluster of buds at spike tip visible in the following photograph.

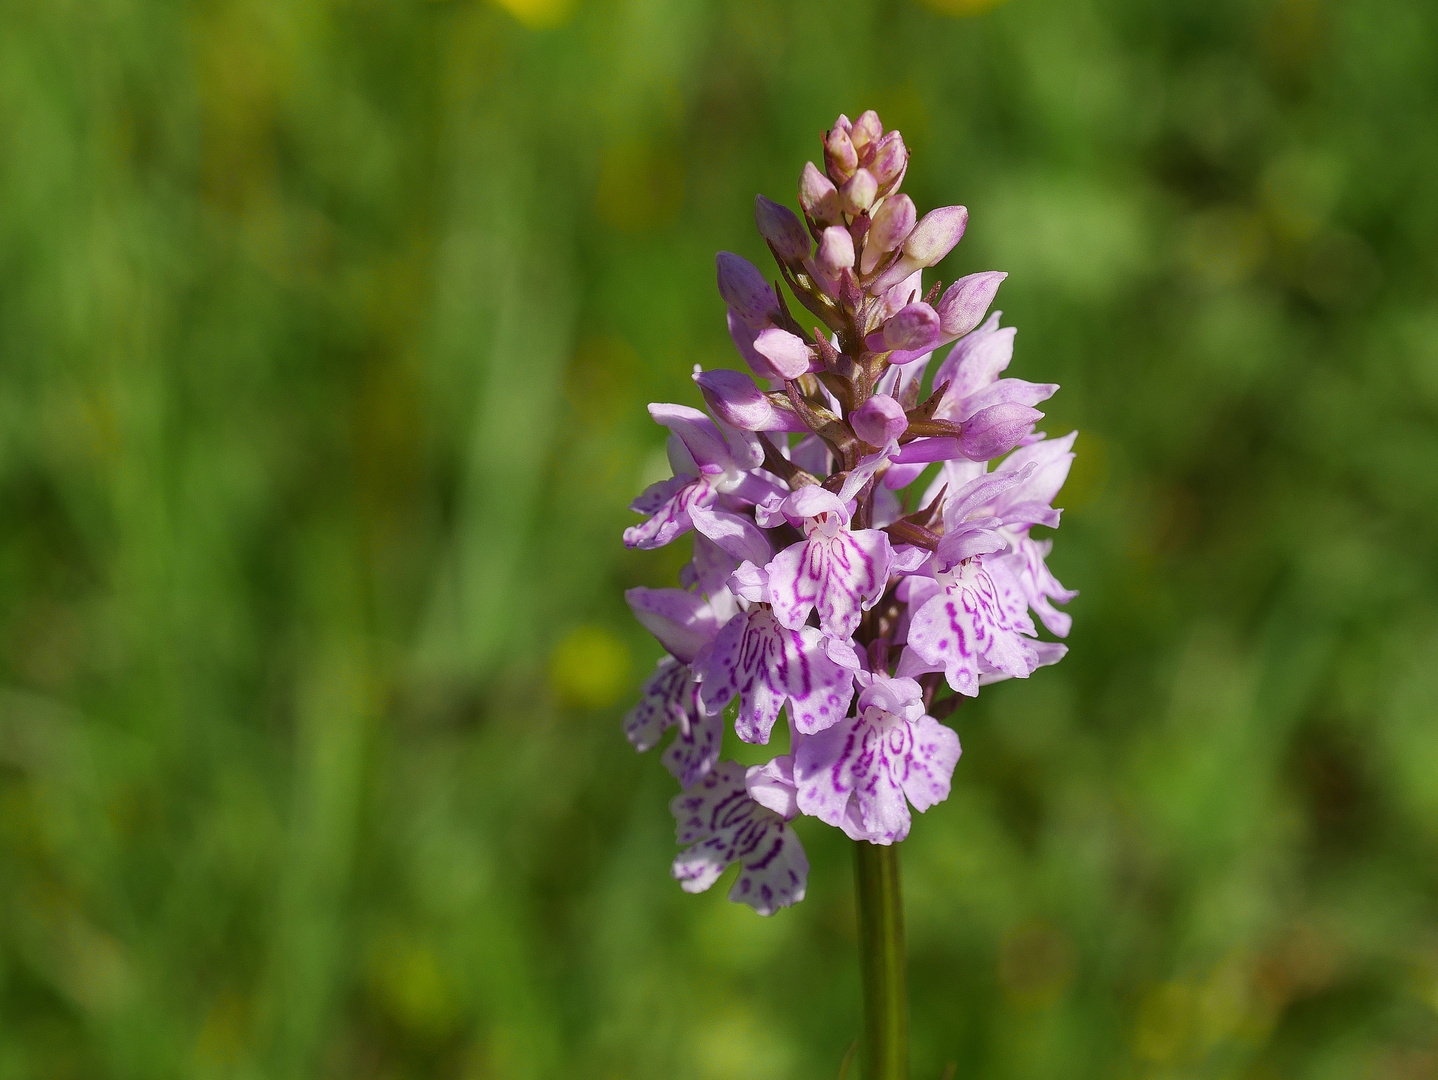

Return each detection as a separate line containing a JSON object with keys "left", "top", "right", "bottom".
{"left": 623, "top": 110, "right": 1077, "bottom": 914}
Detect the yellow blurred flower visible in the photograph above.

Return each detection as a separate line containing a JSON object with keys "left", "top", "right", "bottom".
{"left": 550, "top": 625, "right": 631, "bottom": 708}
{"left": 490, "top": 0, "right": 577, "bottom": 30}
{"left": 916, "top": 0, "right": 1011, "bottom": 16}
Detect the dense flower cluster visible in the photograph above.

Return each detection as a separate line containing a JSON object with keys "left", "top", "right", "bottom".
{"left": 622, "top": 111, "right": 1077, "bottom": 915}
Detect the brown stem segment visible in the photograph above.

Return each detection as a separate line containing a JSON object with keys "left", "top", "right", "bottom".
{"left": 854, "top": 840, "right": 908, "bottom": 1080}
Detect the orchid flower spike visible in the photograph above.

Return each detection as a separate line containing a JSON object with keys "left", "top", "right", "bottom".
{"left": 620, "top": 107, "right": 1077, "bottom": 918}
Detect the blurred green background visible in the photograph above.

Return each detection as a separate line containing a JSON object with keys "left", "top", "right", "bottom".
{"left": 2, "top": 0, "right": 1437, "bottom": 1076}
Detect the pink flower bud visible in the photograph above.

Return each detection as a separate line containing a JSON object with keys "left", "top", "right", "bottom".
{"left": 937, "top": 271, "right": 1007, "bottom": 337}
{"left": 825, "top": 126, "right": 858, "bottom": 181}
{"left": 861, "top": 194, "right": 916, "bottom": 274}
{"left": 850, "top": 393, "right": 908, "bottom": 446}
{"left": 879, "top": 301, "right": 941, "bottom": 352}
{"left": 901, "top": 205, "right": 969, "bottom": 267}
{"left": 694, "top": 367, "right": 808, "bottom": 431}
{"left": 958, "top": 402, "right": 1043, "bottom": 461}
{"left": 799, "top": 162, "right": 841, "bottom": 226}
{"left": 871, "top": 131, "right": 907, "bottom": 187}
{"left": 753, "top": 327, "right": 814, "bottom": 380}
{"left": 754, "top": 195, "right": 811, "bottom": 264}
{"left": 727, "top": 310, "right": 780, "bottom": 380}
{"left": 839, "top": 168, "right": 878, "bottom": 216}
{"left": 716, "top": 251, "right": 778, "bottom": 329}
{"left": 850, "top": 110, "right": 883, "bottom": 152}
{"left": 816, "top": 225, "right": 856, "bottom": 276}
{"left": 832, "top": 114, "right": 852, "bottom": 133}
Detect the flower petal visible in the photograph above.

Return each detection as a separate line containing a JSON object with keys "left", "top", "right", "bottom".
{"left": 670, "top": 762, "right": 808, "bottom": 915}
{"left": 625, "top": 587, "right": 725, "bottom": 663}
{"left": 690, "top": 504, "right": 774, "bottom": 567}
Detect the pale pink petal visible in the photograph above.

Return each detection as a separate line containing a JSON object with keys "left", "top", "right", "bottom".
{"left": 623, "top": 480, "right": 710, "bottom": 550}
{"left": 696, "top": 610, "right": 854, "bottom": 743}
{"left": 689, "top": 504, "right": 773, "bottom": 566}
{"left": 745, "top": 756, "right": 799, "bottom": 819}
{"left": 625, "top": 587, "right": 724, "bottom": 663}
{"left": 649, "top": 403, "right": 732, "bottom": 472}
{"left": 898, "top": 716, "right": 961, "bottom": 812}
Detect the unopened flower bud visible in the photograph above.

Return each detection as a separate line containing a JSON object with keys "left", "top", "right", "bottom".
{"left": 694, "top": 367, "right": 807, "bottom": 431}
{"left": 727, "top": 311, "right": 779, "bottom": 381}
{"left": 816, "top": 226, "right": 856, "bottom": 276}
{"left": 832, "top": 114, "right": 852, "bottom": 133}
{"left": 753, "top": 327, "right": 814, "bottom": 380}
{"left": 869, "top": 205, "right": 971, "bottom": 293}
{"left": 850, "top": 393, "right": 908, "bottom": 446}
{"left": 902, "top": 205, "right": 969, "bottom": 267}
{"left": 937, "top": 271, "right": 1007, "bottom": 337}
{"left": 799, "top": 162, "right": 841, "bottom": 226}
{"left": 839, "top": 169, "right": 878, "bottom": 216}
{"left": 824, "top": 126, "right": 858, "bottom": 181}
{"left": 958, "top": 402, "right": 1043, "bottom": 461}
{"left": 860, "top": 193, "right": 916, "bottom": 274}
{"left": 755, "top": 195, "right": 811, "bottom": 264}
{"left": 871, "top": 131, "right": 907, "bottom": 188}
{"left": 850, "top": 110, "right": 883, "bottom": 152}
{"left": 716, "top": 251, "right": 778, "bottom": 329}
{"left": 878, "top": 301, "right": 941, "bottom": 352}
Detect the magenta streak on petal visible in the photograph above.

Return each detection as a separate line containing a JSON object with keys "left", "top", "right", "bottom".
{"left": 908, "top": 558, "right": 1040, "bottom": 696}
{"left": 624, "top": 657, "right": 693, "bottom": 753}
{"left": 669, "top": 762, "right": 808, "bottom": 914}
{"left": 630, "top": 473, "right": 690, "bottom": 515}
{"left": 766, "top": 523, "right": 890, "bottom": 640}
{"left": 623, "top": 477, "right": 713, "bottom": 550}
{"left": 793, "top": 689, "right": 959, "bottom": 846}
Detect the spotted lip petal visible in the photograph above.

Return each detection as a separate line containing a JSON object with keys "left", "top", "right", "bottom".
{"left": 765, "top": 487, "right": 894, "bottom": 640}
{"left": 625, "top": 657, "right": 725, "bottom": 790}
{"left": 793, "top": 675, "right": 961, "bottom": 844}
{"left": 696, "top": 608, "right": 855, "bottom": 743}
{"left": 670, "top": 762, "right": 808, "bottom": 916}
{"left": 907, "top": 556, "right": 1040, "bottom": 696}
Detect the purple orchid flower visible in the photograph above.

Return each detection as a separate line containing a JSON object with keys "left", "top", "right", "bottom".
{"left": 793, "top": 671, "right": 961, "bottom": 843}
{"left": 696, "top": 606, "right": 857, "bottom": 743}
{"left": 624, "top": 586, "right": 736, "bottom": 788}
{"left": 626, "top": 657, "right": 724, "bottom": 790}
{"left": 624, "top": 403, "right": 782, "bottom": 551}
{"left": 671, "top": 761, "right": 808, "bottom": 915}
{"left": 924, "top": 432, "right": 1079, "bottom": 637}
{"left": 765, "top": 486, "right": 894, "bottom": 640}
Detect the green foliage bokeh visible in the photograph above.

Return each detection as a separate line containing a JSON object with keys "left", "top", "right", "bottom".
{"left": 2, "top": 0, "right": 1437, "bottom": 1076}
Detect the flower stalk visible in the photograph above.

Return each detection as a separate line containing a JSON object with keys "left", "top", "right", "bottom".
{"left": 855, "top": 840, "right": 908, "bottom": 1080}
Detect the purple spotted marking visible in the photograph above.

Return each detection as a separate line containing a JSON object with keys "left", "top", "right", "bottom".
{"left": 907, "top": 555, "right": 1040, "bottom": 696}
{"left": 696, "top": 608, "right": 856, "bottom": 743}
{"left": 765, "top": 486, "right": 893, "bottom": 640}
{"left": 793, "top": 672, "right": 961, "bottom": 843}
{"left": 670, "top": 762, "right": 808, "bottom": 915}
{"left": 625, "top": 657, "right": 724, "bottom": 789}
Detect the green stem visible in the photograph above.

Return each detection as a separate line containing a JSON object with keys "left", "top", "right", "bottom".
{"left": 854, "top": 840, "right": 908, "bottom": 1080}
